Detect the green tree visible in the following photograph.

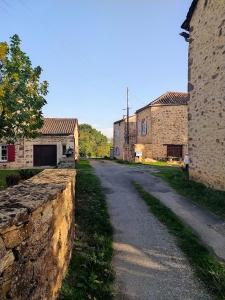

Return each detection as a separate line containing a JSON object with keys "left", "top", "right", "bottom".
{"left": 79, "top": 124, "right": 111, "bottom": 158}
{"left": 0, "top": 34, "right": 48, "bottom": 141}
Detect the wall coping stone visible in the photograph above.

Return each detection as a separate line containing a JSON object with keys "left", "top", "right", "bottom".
{"left": 0, "top": 169, "right": 76, "bottom": 232}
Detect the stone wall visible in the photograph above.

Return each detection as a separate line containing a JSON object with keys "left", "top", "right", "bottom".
{"left": 136, "top": 107, "right": 152, "bottom": 145}
{"left": 188, "top": 0, "right": 225, "bottom": 190}
{"left": 136, "top": 105, "right": 188, "bottom": 161}
{"left": 0, "top": 169, "right": 76, "bottom": 300}
{"left": 113, "top": 115, "right": 136, "bottom": 161}
{"left": 113, "top": 120, "right": 125, "bottom": 160}
{"left": 151, "top": 105, "right": 188, "bottom": 159}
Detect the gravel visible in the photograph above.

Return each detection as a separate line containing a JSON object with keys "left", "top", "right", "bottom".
{"left": 91, "top": 160, "right": 212, "bottom": 300}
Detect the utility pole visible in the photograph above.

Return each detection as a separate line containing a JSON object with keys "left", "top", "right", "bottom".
{"left": 126, "top": 87, "right": 130, "bottom": 145}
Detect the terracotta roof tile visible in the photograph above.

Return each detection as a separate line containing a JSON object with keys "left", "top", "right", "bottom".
{"left": 150, "top": 92, "right": 189, "bottom": 106}
{"left": 40, "top": 118, "right": 78, "bottom": 135}
{"left": 136, "top": 92, "right": 189, "bottom": 113}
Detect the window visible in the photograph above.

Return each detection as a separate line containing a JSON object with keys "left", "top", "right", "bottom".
{"left": 0, "top": 145, "right": 7, "bottom": 161}
{"left": 114, "top": 147, "right": 120, "bottom": 156}
{"left": 141, "top": 119, "right": 147, "bottom": 136}
{"left": 62, "top": 144, "right": 67, "bottom": 155}
{"left": 137, "top": 121, "right": 141, "bottom": 136}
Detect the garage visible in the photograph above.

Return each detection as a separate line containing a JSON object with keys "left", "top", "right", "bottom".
{"left": 33, "top": 145, "right": 57, "bottom": 167}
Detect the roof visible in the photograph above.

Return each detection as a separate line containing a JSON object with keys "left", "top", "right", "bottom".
{"left": 114, "top": 118, "right": 124, "bottom": 125}
{"left": 40, "top": 118, "right": 78, "bottom": 135}
{"left": 181, "top": 0, "right": 198, "bottom": 31}
{"left": 136, "top": 92, "right": 189, "bottom": 113}
{"left": 114, "top": 115, "right": 136, "bottom": 125}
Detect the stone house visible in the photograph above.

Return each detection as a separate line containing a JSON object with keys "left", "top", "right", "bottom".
{"left": 0, "top": 118, "right": 79, "bottom": 168}
{"left": 135, "top": 92, "right": 189, "bottom": 161}
{"left": 113, "top": 115, "right": 136, "bottom": 161}
{"left": 182, "top": 0, "right": 225, "bottom": 190}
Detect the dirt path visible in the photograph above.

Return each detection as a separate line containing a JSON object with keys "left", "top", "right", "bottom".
{"left": 91, "top": 160, "right": 211, "bottom": 300}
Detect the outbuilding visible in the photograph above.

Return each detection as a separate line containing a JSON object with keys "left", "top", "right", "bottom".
{"left": 0, "top": 118, "right": 79, "bottom": 168}
{"left": 135, "top": 92, "right": 189, "bottom": 161}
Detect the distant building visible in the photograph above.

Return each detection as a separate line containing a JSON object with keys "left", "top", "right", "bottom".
{"left": 135, "top": 92, "right": 189, "bottom": 161}
{"left": 0, "top": 118, "right": 79, "bottom": 168}
{"left": 113, "top": 115, "right": 136, "bottom": 161}
{"left": 182, "top": 0, "right": 225, "bottom": 190}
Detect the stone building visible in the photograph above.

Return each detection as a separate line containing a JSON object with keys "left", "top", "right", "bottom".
{"left": 135, "top": 92, "right": 189, "bottom": 161}
{"left": 182, "top": 0, "right": 225, "bottom": 190}
{"left": 0, "top": 118, "right": 79, "bottom": 168}
{"left": 113, "top": 115, "right": 136, "bottom": 161}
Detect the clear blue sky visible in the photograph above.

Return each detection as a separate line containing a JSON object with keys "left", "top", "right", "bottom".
{"left": 0, "top": 0, "right": 191, "bottom": 138}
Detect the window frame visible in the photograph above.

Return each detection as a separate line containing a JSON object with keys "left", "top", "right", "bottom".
{"left": 0, "top": 145, "right": 8, "bottom": 162}
{"left": 141, "top": 119, "right": 147, "bottom": 136}
{"left": 62, "top": 144, "right": 67, "bottom": 156}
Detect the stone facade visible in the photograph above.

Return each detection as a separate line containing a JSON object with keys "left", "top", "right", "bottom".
{"left": 135, "top": 94, "right": 188, "bottom": 161}
{"left": 184, "top": 0, "right": 225, "bottom": 190}
{"left": 113, "top": 115, "right": 136, "bottom": 161}
{"left": 0, "top": 135, "right": 75, "bottom": 169}
{"left": 0, "top": 169, "right": 75, "bottom": 300}
{"left": 113, "top": 119, "right": 125, "bottom": 160}
{"left": 0, "top": 118, "right": 79, "bottom": 169}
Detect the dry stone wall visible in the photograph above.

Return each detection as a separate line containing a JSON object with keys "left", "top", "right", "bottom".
{"left": 188, "top": 0, "right": 225, "bottom": 190}
{"left": 0, "top": 169, "right": 76, "bottom": 300}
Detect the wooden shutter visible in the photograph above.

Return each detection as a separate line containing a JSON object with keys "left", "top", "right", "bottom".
{"left": 7, "top": 144, "right": 16, "bottom": 162}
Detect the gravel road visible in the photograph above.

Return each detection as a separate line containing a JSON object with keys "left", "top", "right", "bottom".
{"left": 91, "top": 160, "right": 211, "bottom": 300}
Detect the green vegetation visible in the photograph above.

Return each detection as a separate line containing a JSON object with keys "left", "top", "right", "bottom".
{"left": 153, "top": 166, "right": 225, "bottom": 220}
{"left": 0, "top": 170, "right": 19, "bottom": 189}
{"left": 0, "top": 168, "right": 42, "bottom": 190}
{"left": 0, "top": 34, "right": 48, "bottom": 141}
{"left": 60, "top": 160, "right": 114, "bottom": 300}
{"left": 133, "top": 182, "right": 225, "bottom": 299}
{"left": 115, "top": 159, "right": 178, "bottom": 168}
{"left": 142, "top": 160, "right": 178, "bottom": 167}
{"left": 79, "top": 124, "right": 111, "bottom": 158}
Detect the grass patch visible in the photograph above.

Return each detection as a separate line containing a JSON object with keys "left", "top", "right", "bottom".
{"left": 60, "top": 160, "right": 114, "bottom": 300}
{"left": 115, "top": 159, "right": 180, "bottom": 168}
{"left": 0, "top": 170, "right": 19, "bottom": 190}
{"left": 133, "top": 182, "right": 225, "bottom": 299}
{"left": 0, "top": 169, "right": 42, "bottom": 190}
{"left": 153, "top": 167, "right": 225, "bottom": 220}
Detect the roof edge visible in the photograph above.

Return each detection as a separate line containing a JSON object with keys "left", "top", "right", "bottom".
{"left": 181, "top": 0, "right": 198, "bottom": 31}
{"left": 114, "top": 114, "right": 136, "bottom": 124}
{"left": 135, "top": 91, "right": 188, "bottom": 113}
{"left": 114, "top": 118, "right": 124, "bottom": 125}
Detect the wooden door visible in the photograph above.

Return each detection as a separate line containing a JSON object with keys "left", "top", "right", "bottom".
{"left": 33, "top": 145, "right": 57, "bottom": 167}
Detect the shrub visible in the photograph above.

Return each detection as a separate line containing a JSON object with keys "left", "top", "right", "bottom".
{"left": 19, "top": 169, "right": 35, "bottom": 180}
{"left": 6, "top": 174, "right": 21, "bottom": 187}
